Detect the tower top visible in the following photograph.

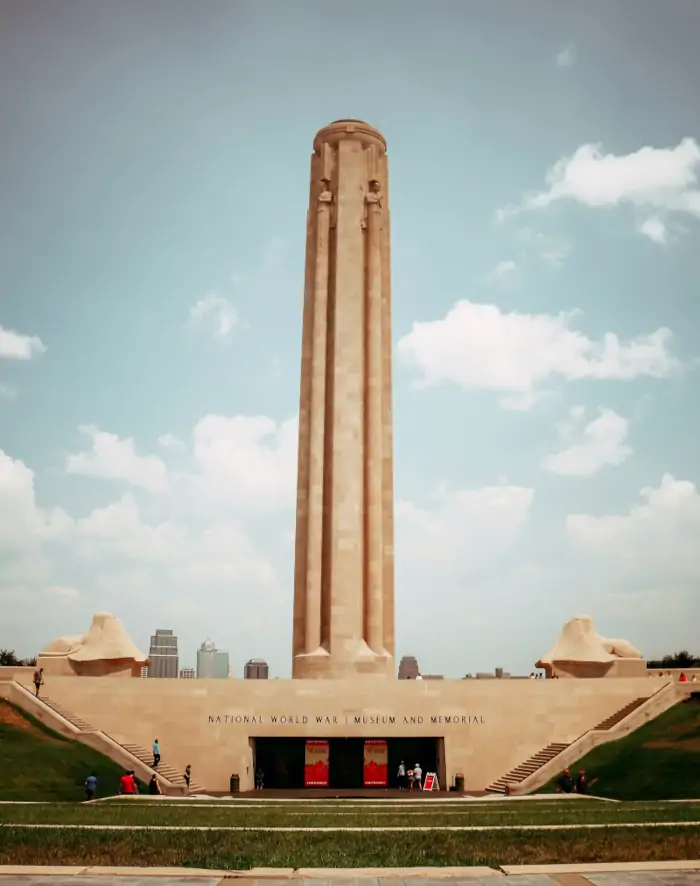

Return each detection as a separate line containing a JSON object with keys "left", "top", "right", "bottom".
{"left": 314, "top": 119, "right": 386, "bottom": 153}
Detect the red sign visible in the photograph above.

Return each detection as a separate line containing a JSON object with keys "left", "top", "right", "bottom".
{"left": 304, "top": 740, "right": 329, "bottom": 787}
{"left": 363, "top": 739, "right": 388, "bottom": 786}
{"left": 423, "top": 772, "right": 437, "bottom": 792}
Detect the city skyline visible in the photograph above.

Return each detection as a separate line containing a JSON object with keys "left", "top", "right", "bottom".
{"left": 1, "top": 0, "right": 699, "bottom": 678}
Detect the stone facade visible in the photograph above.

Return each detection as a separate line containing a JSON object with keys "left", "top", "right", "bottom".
{"left": 293, "top": 120, "right": 395, "bottom": 679}
{"left": 15, "top": 674, "right": 657, "bottom": 793}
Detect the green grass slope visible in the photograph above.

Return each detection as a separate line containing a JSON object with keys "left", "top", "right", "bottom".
{"left": 0, "top": 699, "right": 134, "bottom": 801}
{"left": 541, "top": 697, "right": 700, "bottom": 800}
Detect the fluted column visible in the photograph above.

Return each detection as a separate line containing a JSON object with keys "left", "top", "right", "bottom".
{"left": 292, "top": 119, "right": 395, "bottom": 679}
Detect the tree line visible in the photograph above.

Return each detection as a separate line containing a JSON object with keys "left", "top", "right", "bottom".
{"left": 646, "top": 651, "right": 700, "bottom": 670}
{"left": 0, "top": 649, "right": 37, "bottom": 667}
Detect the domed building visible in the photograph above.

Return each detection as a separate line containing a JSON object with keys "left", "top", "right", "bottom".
{"left": 196, "top": 639, "right": 229, "bottom": 679}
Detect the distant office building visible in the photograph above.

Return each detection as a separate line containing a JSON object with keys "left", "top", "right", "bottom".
{"left": 148, "top": 629, "right": 179, "bottom": 678}
{"left": 398, "top": 655, "right": 420, "bottom": 680}
{"left": 197, "top": 639, "right": 230, "bottom": 679}
{"left": 421, "top": 674, "right": 444, "bottom": 680}
{"left": 140, "top": 666, "right": 149, "bottom": 679}
{"left": 180, "top": 668, "right": 195, "bottom": 679}
{"left": 244, "top": 659, "right": 269, "bottom": 679}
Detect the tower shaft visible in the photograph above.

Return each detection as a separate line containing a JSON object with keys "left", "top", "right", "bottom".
{"left": 292, "top": 120, "right": 395, "bottom": 679}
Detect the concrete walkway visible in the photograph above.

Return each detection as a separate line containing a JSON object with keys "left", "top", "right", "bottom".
{"left": 3, "top": 821, "right": 700, "bottom": 832}
{"left": 1, "top": 861, "right": 700, "bottom": 883}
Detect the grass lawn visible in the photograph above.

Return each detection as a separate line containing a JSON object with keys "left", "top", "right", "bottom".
{"left": 0, "top": 700, "right": 141, "bottom": 801}
{"left": 2, "top": 826, "right": 700, "bottom": 867}
{"left": 2, "top": 799, "right": 700, "bottom": 827}
{"left": 541, "top": 698, "right": 700, "bottom": 801}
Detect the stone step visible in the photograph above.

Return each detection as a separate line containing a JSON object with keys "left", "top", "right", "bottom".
{"left": 486, "top": 740, "right": 571, "bottom": 793}
{"left": 594, "top": 698, "right": 647, "bottom": 730}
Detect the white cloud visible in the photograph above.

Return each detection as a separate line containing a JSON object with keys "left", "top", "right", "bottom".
{"left": 158, "top": 433, "right": 186, "bottom": 453}
{"left": 638, "top": 216, "right": 668, "bottom": 245}
{"left": 397, "top": 301, "right": 679, "bottom": 408}
{"left": 504, "top": 137, "right": 700, "bottom": 222}
{"left": 0, "top": 411, "right": 294, "bottom": 666}
{"left": 189, "top": 413, "right": 298, "bottom": 512}
{"left": 567, "top": 474, "right": 700, "bottom": 584}
{"left": 556, "top": 44, "right": 576, "bottom": 67}
{"left": 45, "top": 585, "right": 79, "bottom": 601}
{"left": 542, "top": 407, "right": 632, "bottom": 476}
{"left": 489, "top": 260, "right": 519, "bottom": 286}
{"left": 0, "top": 450, "right": 72, "bottom": 551}
{"left": 66, "top": 426, "right": 169, "bottom": 493}
{"left": 0, "top": 325, "right": 46, "bottom": 360}
{"left": 398, "top": 483, "right": 533, "bottom": 568}
{"left": 76, "top": 493, "right": 184, "bottom": 560}
{"left": 189, "top": 291, "right": 238, "bottom": 338}
{"left": 515, "top": 227, "right": 570, "bottom": 268}
{"left": 0, "top": 384, "right": 15, "bottom": 400}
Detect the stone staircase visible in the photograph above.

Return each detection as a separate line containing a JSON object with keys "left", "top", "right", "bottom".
{"left": 120, "top": 742, "right": 203, "bottom": 792}
{"left": 28, "top": 689, "right": 202, "bottom": 793}
{"left": 40, "top": 696, "right": 96, "bottom": 732}
{"left": 594, "top": 697, "right": 647, "bottom": 730}
{"left": 486, "top": 696, "right": 655, "bottom": 794}
{"left": 487, "top": 742, "right": 569, "bottom": 794}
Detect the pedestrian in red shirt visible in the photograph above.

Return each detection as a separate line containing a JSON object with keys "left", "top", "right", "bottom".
{"left": 119, "top": 771, "right": 133, "bottom": 794}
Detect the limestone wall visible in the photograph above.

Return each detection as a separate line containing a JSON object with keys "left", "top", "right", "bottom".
{"left": 11, "top": 674, "right": 658, "bottom": 792}
{"left": 0, "top": 667, "right": 34, "bottom": 682}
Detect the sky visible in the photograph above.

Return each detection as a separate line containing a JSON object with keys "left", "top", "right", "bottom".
{"left": 1, "top": 0, "right": 699, "bottom": 678}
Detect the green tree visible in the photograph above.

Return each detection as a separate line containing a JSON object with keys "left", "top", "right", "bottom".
{"left": 647, "top": 650, "right": 700, "bottom": 670}
{"left": 0, "top": 649, "right": 36, "bottom": 667}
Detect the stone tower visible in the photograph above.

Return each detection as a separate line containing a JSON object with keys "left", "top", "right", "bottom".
{"left": 292, "top": 119, "right": 395, "bottom": 679}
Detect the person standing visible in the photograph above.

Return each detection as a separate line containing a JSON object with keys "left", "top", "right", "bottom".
{"left": 576, "top": 770, "right": 588, "bottom": 794}
{"left": 84, "top": 773, "right": 97, "bottom": 801}
{"left": 152, "top": 738, "right": 160, "bottom": 768}
{"left": 148, "top": 774, "right": 162, "bottom": 795}
{"left": 397, "top": 760, "right": 407, "bottom": 790}
{"left": 32, "top": 667, "right": 44, "bottom": 698}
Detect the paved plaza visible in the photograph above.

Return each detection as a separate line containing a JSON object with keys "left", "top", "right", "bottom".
{"left": 2, "top": 871, "right": 700, "bottom": 885}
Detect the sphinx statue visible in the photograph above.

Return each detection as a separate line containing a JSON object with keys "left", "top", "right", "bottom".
{"left": 536, "top": 615, "right": 644, "bottom": 679}
{"left": 37, "top": 612, "right": 149, "bottom": 677}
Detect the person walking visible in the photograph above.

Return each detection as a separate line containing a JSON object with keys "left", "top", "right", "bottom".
{"left": 119, "top": 770, "right": 135, "bottom": 795}
{"left": 576, "top": 770, "right": 588, "bottom": 794}
{"left": 184, "top": 764, "right": 192, "bottom": 789}
{"left": 32, "top": 667, "right": 44, "bottom": 698}
{"left": 413, "top": 762, "right": 423, "bottom": 791}
{"left": 152, "top": 738, "right": 160, "bottom": 768}
{"left": 148, "top": 774, "right": 162, "bottom": 795}
{"left": 84, "top": 772, "right": 97, "bottom": 801}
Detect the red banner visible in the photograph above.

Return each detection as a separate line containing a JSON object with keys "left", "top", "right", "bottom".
{"left": 304, "top": 740, "right": 329, "bottom": 787}
{"left": 363, "top": 739, "right": 388, "bottom": 786}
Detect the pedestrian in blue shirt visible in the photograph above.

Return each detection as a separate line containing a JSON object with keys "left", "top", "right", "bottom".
{"left": 84, "top": 773, "right": 98, "bottom": 801}
{"left": 153, "top": 738, "right": 160, "bottom": 768}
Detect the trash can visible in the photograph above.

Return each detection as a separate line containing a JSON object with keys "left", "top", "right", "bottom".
{"left": 455, "top": 773, "right": 464, "bottom": 793}
{"left": 229, "top": 773, "right": 240, "bottom": 793}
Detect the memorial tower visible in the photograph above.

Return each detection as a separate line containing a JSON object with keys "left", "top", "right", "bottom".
{"left": 292, "top": 119, "right": 395, "bottom": 679}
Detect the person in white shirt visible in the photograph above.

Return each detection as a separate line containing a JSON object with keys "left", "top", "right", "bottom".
{"left": 413, "top": 763, "right": 422, "bottom": 790}
{"left": 397, "top": 760, "right": 407, "bottom": 790}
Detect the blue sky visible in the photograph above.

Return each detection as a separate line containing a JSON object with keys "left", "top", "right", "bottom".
{"left": 2, "top": 0, "right": 699, "bottom": 676}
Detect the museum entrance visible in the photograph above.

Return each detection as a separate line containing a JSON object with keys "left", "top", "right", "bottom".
{"left": 253, "top": 737, "right": 443, "bottom": 791}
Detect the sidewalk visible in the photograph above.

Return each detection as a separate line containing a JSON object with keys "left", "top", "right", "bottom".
{"left": 0, "top": 861, "right": 699, "bottom": 883}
